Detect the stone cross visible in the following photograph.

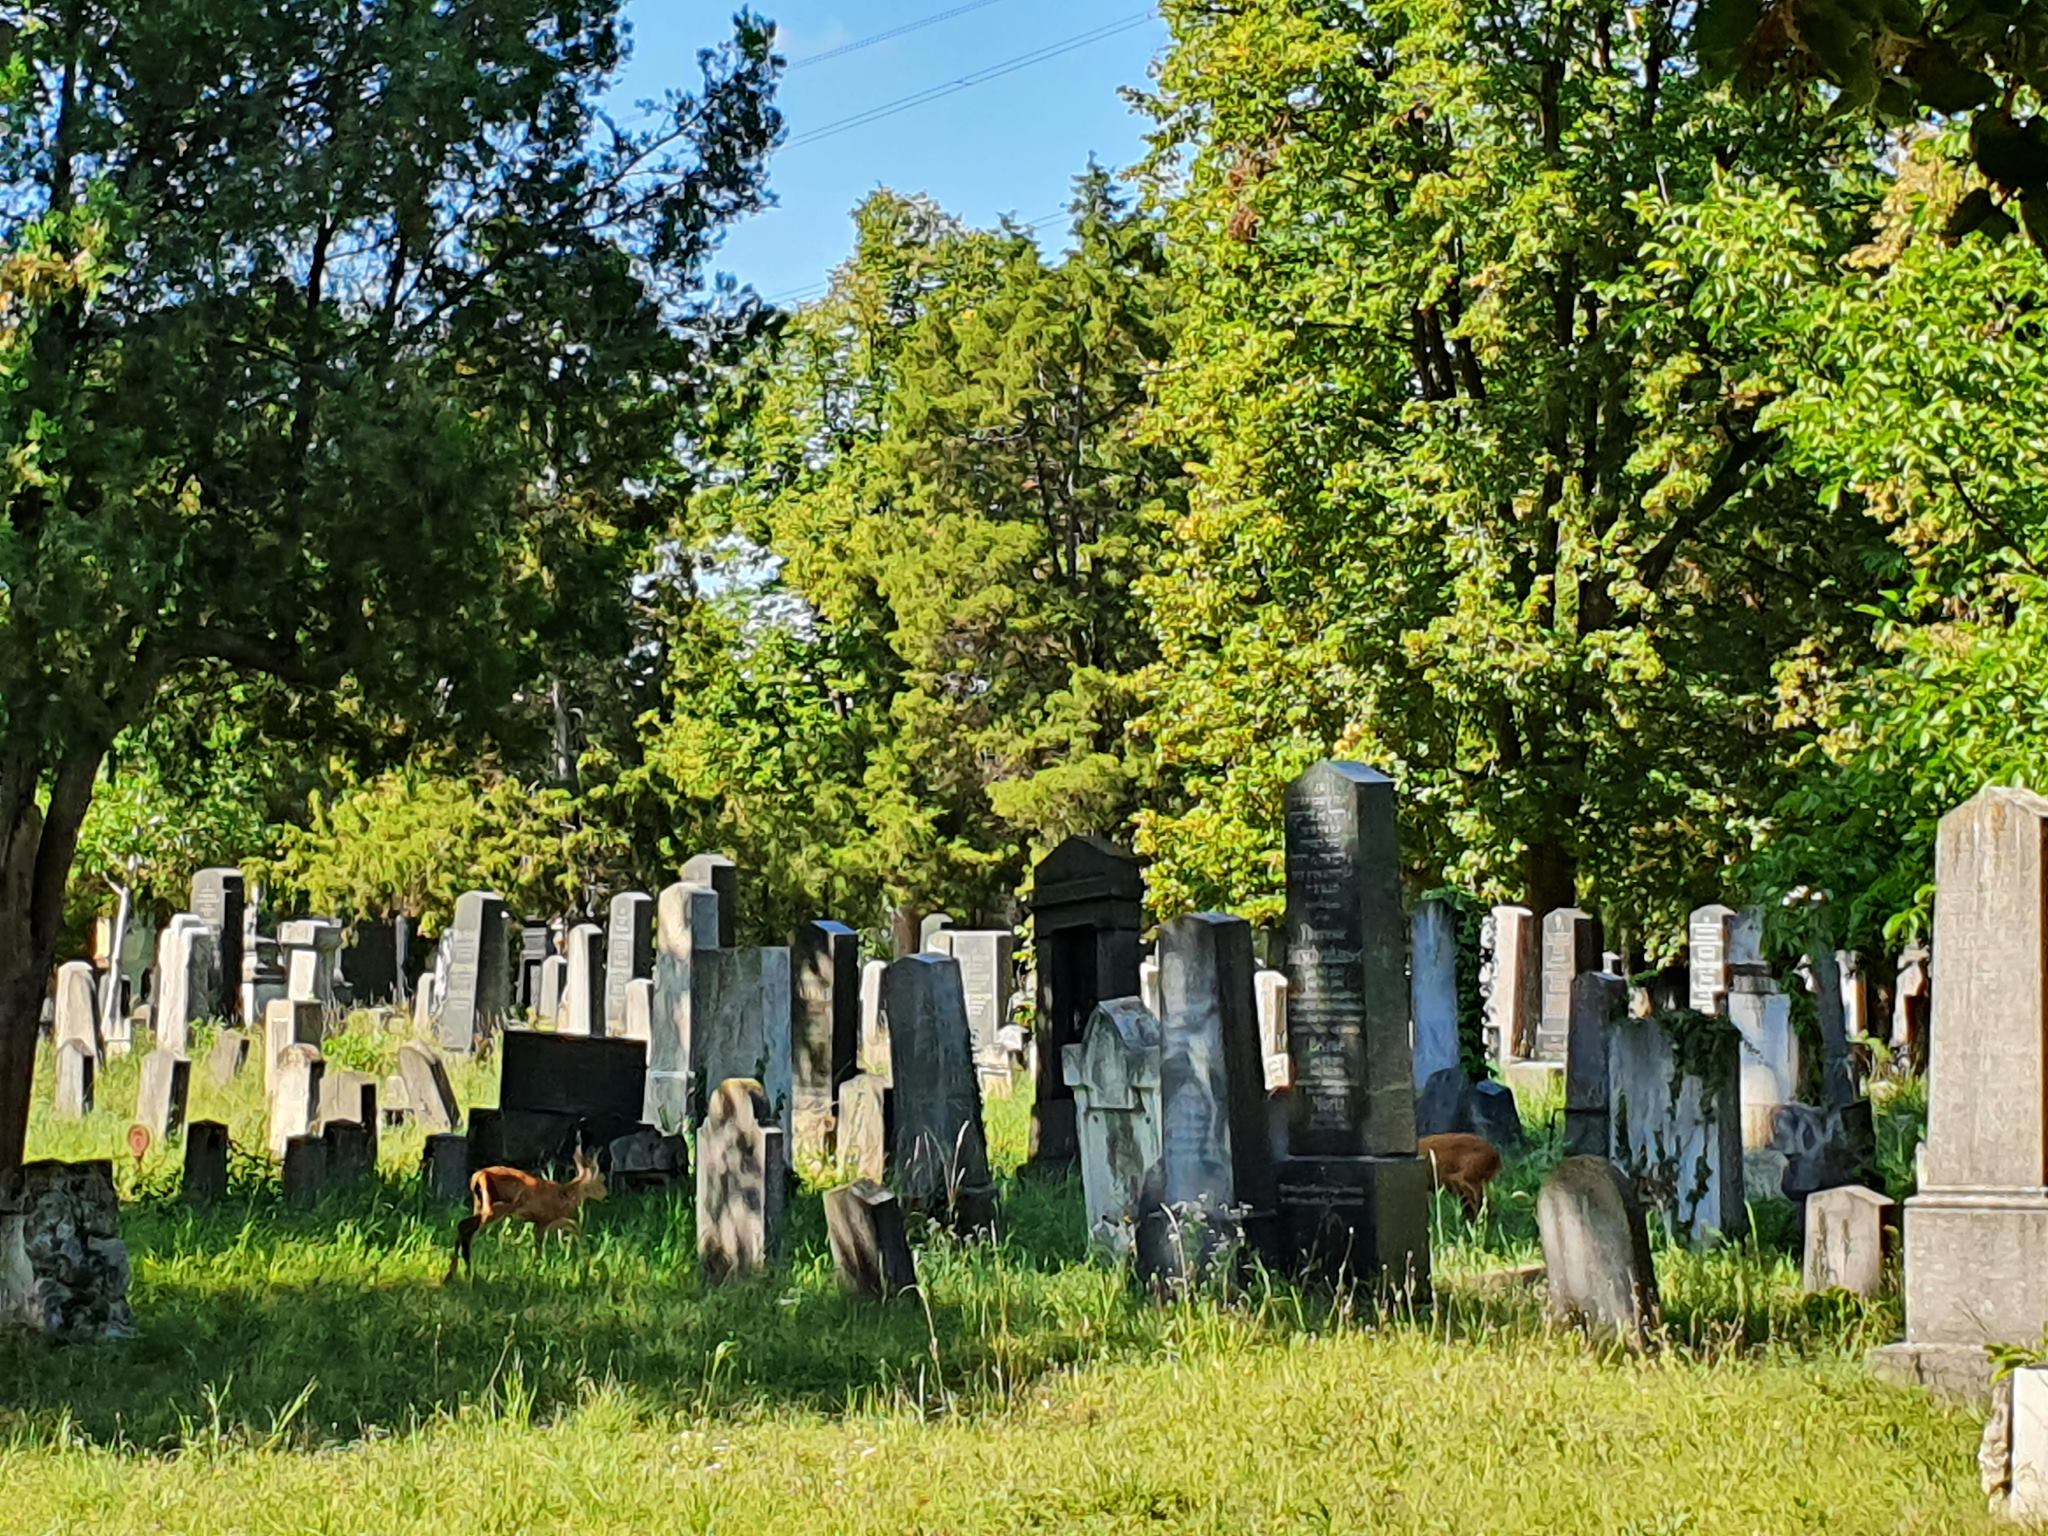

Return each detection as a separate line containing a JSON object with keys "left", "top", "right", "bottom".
{"left": 603, "top": 892, "right": 655, "bottom": 1033}
{"left": 1062, "top": 997, "right": 1160, "bottom": 1253}
{"left": 885, "top": 953, "right": 996, "bottom": 1230}
{"left": 696, "top": 1078, "right": 785, "bottom": 1283}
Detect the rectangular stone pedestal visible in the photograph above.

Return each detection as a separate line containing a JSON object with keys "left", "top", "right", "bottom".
{"left": 1901, "top": 1188, "right": 2048, "bottom": 1353}
{"left": 1274, "top": 1154, "right": 1431, "bottom": 1305}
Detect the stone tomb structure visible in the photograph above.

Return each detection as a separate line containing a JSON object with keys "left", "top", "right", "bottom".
{"left": 1877, "top": 787, "right": 2048, "bottom": 1397}
{"left": 1272, "top": 762, "right": 1429, "bottom": 1297}
{"left": 1028, "top": 836, "right": 1143, "bottom": 1170}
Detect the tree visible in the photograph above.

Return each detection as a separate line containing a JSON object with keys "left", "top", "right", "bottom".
{"left": 0, "top": 1, "right": 779, "bottom": 1171}
{"left": 1136, "top": 0, "right": 1894, "bottom": 945}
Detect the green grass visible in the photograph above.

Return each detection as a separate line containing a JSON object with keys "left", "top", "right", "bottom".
{"left": 0, "top": 1036, "right": 1996, "bottom": 1533}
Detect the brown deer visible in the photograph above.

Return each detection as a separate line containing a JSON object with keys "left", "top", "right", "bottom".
{"left": 1418, "top": 1133, "right": 1503, "bottom": 1220}
{"left": 445, "top": 1147, "right": 608, "bottom": 1280}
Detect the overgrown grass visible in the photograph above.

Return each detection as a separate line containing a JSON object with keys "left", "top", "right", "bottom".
{"left": 1, "top": 1037, "right": 1992, "bottom": 1533}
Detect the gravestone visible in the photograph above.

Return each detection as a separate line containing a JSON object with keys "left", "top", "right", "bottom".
{"left": 1727, "top": 975, "right": 1799, "bottom": 1149}
{"left": 605, "top": 1126, "right": 689, "bottom": 1193}
{"left": 183, "top": 1121, "right": 229, "bottom": 1205}
{"left": 1255, "top": 969, "right": 1290, "bottom": 1090}
{"left": 422, "top": 1134, "right": 472, "bottom": 1203}
{"left": 189, "top": 869, "right": 246, "bottom": 1023}
{"left": 537, "top": 955, "right": 567, "bottom": 1026}
{"left": 624, "top": 979, "right": 654, "bottom": 1044}
{"left": 691, "top": 946, "right": 794, "bottom": 1160}
{"left": 1839, "top": 951, "right": 1871, "bottom": 1042}
{"left": 207, "top": 1029, "right": 250, "bottom": 1085}
{"left": 1274, "top": 762, "right": 1429, "bottom": 1297}
{"left": 561, "top": 923, "right": 605, "bottom": 1037}
{"left": 53, "top": 1040, "right": 93, "bottom": 1119}
{"left": 437, "top": 891, "right": 509, "bottom": 1054}
{"left": 697, "top": 1078, "right": 785, "bottom": 1283}
{"left": 931, "top": 928, "right": 1016, "bottom": 1087}
{"left": 240, "top": 934, "right": 286, "bottom": 1037}
{"left": 837, "top": 1072, "right": 892, "bottom": 1182}
{"left": 490, "top": 1030, "right": 646, "bottom": 1170}
{"left": 603, "top": 892, "right": 655, "bottom": 1033}
{"left": 1141, "top": 912, "right": 1279, "bottom": 1286}
{"left": 1460, "top": 1079, "right": 1526, "bottom": 1152}
{"left": 1063, "top": 997, "right": 1161, "bottom": 1253}
{"left": 1893, "top": 944, "right": 1931, "bottom": 1070}
{"left": 1609, "top": 1010, "right": 1747, "bottom": 1245}
{"left": 318, "top": 1068, "right": 379, "bottom": 1132}
{"left": 919, "top": 912, "right": 955, "bottom": 950}
{"left": 1487, "top": 906, "right": 1538, "bottom": 1061}
{"left": 1875, "top": 788, "right": 2048, "bottom": 1397}
{"left": 824, "top": 1182, "right": 917, "bottom": 1300}
{"left": 1728, "top": 906, "right": 1766, "bottom": 975}
{"left": 282, "top": 1134, "right": 327, "bottom": 1206}
{"left": 1537, "top": 1156, "right": 1659, "bottom": 1346}
{"left": 1538, "top": 908, "right": 1601, "bottom": 1063}
{"left": 279, "top": 917, "right": 343, "bottom": 1007}
{"left": 649, "top": 881, "right": 720, "bottom": 1128}
{"left": 1028, "top": 835, "right": 1144, "bottom": 1169}
{"left": 515, "top": 921, "right": 553, "bottom": 1013}
{"left": 321, "top": 1117, "right": 374, "bottom": 1184}
{"left": 136, "top": 1049, "right": 190, "bottom": 1141}
{"left": 0, "top": 1161, "right": 136, "bottom": 1341}
{"left": 269, "top": 1044, "right": 325, "bottom": 1159}
{"left": 1804, "top": 1185, "right": 1893, "bottom": 1297}
{"left": 886, "top": 954, "right": 996, "bottom": 1230}
{"left": 1138, "top": 956, "right": 1161, "bottom": 1019}
{"left": 1688, "top": 904, "right": 1735, "bottom": 1014}
{"left": 1564, "top": 972, "right": 1626, "bottom": 1157}
{"left": 793, "top": 920, "right": 860, "bottom": 1157}
{"left": 1411, "top": 901, "right": 1463, "bottom": 1136}
{"left": 398, "top": 1042, "right": 460, "bottom": 1134}
{"left": 340, "top": 918, "right": 403, "bottom": 1006}
{"left": 382, "top": 1073, "right": 410, "bottom": 1124}
{"left": 53, "top": 960, "right": 100, "bottom": 1060}
{"left": 154, "top": 918, "right": 219, "bottom": 1055}
{"left": 679, "top": 854, "right": 739, "bottom": 947}
{"left": 263, "top": 998, "right": 323, "bottom": 1091}
{"left": 859, "top": 957, "right": 891, "bottom": 1077}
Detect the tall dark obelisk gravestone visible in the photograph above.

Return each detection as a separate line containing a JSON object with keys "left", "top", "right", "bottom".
{"left": 1273, "top": 762, "right": 1430, "bottom": 1300}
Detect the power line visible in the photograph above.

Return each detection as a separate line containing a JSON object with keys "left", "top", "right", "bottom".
{"left": 787, "top": 0, "right": 1017, "bottom": 71}
{"left": 784, "top": 13, "right": 1155, "bottom": 151}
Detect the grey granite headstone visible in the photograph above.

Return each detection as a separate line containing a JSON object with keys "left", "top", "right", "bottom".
{"left": 603, "top": 892, "right": 655, "bottom": 1033}
{"left": 1538, "top": 908, "right": 1601, "bottom": 1063}
{"left": 1487, "top": 906, "right": 1537, "bottom": 1061}
{"left": 207, "top": 1029, "right": 250, "bottom": 1085}
{"left": 1273, "top": 762, "right": 1429, "bottom": 1296}
{"left": 824, "top": 1181, "right": 918, "bottom": 1300}
{"left": 53, "top": 1039, "right": 93, "bottom": 1119}
{"left": 793, "top": 920, "right": 859, "bottom": 1157}
{"left": 1688, "top": 904, "right": 1734, "bottom": 1015}
{"left": 1537, "top": 1156, "right": 1659, "bottom": 1346}
{"left": 1063, "top": 997, "right": 1160, "bottom": 1253}
{"left": 183, "top": 1120, "right": 229, "bottom": 1205}
{"left": 837, "top": 1072, "right": 892, "bottom": 1182}
{"left": 189, "top": 869, "right": 245, "bottom": 1023}
{"left": 136, "top": 1049, "right": 191, "bottom": 1141}
{"left": 697, "top": 1078, "right": 784, "bottom": 1283}
{"left": 1564, "top": 972, "right": 1625, "bottom": 1157}
{"left": 1804, "top": 1184, "right": 1893, "bottom": 1297}
{"left": 1609, "top": 1009, "right": 1746, "bottom": 1245}
{"left": 649, "top": 881, "right": 719, "bottom": 1128}
{"left": 679, "top": 854, "right": 739, "bottom": 948}
{"left": 397, "top": 1042, "right": 460, "bottom": 1134}
{"left": 1410, "top": 901, "right": 1461, "bottom": 1110}
{"left": 436, "top": 891, "right": 508, "bottom": 1053}
{"left": 561, "top": 922, "right": 605, "bottom": 1037}
{"left": 885, "top": 954, "right": 996, "bottom": 1230}
{"left": 270, "top": 1045, "right": 325, "bottom": 1159}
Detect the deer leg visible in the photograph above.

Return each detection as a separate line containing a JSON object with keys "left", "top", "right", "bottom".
{"left": 448, "top": 1214, "right": 484, "bottom": 1282}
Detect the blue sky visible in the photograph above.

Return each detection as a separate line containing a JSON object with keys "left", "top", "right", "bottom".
{"left": 615, "top": 2, "right": 1171, "bottom": 304}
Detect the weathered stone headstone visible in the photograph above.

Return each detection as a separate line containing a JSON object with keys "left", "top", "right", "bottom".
{"left": 793, "top": 920, "right": 860, "bottom": 1157}
{"left": 240, "top": 934, "right": 287, "bottom": 1038}
{"left": 603, "top": 892, "right": 655, "bottom": 1032}
{"left": 1892, "top": 944, "right": 1930, "bottom": 1068}
{"left": 189, "top": 868, "right": 246, "bottom": 1023}
{"left": 1411, "top": 901, "right": 1463, "bottom": 1136}
{"left": 1063, "top": 997, "right": 1160, "bottom": 1253}
{"left": 1274, "top": 762, "right": 1429, "bottom": 1296}
{"left": 919, "top": 912, "right": 955, "bottom": 950}
{"left": 624, "top": 978, "right": 654, "bottom": 1044}
{"left": 136, "top": 1049, "right": 191, "bottom": 1141}
{"left": 2008, "top": 1368, "right": 2048, "bottom": 1521}
{"left": 560, "top": 922, "right": 604, "bottom": 1036}
{"left": 1688, "top": 903, "right": 1735, "bottom": 1015}
{"left": 183, "top": 1121, "right": 230, "bottom": 1205}
{"left": 886, "top": 954, "right": 996, "bottom": 1229}
{"left": 1138, "top": 956, "right": 1161, "bottom": 1019}
{"left": 932, "top": 928, "right": 1017, "bottom": 1084}
{"left": 53, "top": 960, "right": 100, "bottom": 1061}
{"left": 422, "top": 1133, "right": 472, "bottom": 1203}
{"left": 1804, "top": 1185, "right": 1893, "bottom": 1297}
{"left": 317, "top": 1068, "right": 379, "bottom": 1151}
{"left": 1769, "top": 1099, "right": 1877, "bottom": 1203}
{"left": 0, "top": 1161, "right": 135, "bottom": 1340}
{"left": 1609, "top": 1009, "right": 1747, "bottom": 1245}
{"left": 837, "top": 1072, "right": 892, "bottom": 1182}
{"left": 1255, "top": 969, "right": 1290, "bottom": 1090}
{"left": 691, "top": 946, "right": 794, "bottom": 1159}
{"left": 605, "top": 1126, "right": 689, "bottom": 1192}
{"left": 1839, "top": 950, "right": 1870, "bottom": 1042}
{"left": 1869, "top": 788, "right": 2048, "bottom": 1395}
{"left": 697, "top": 1078, "right": 785, "bottom": 1283}
{"left": 1141, "top": 912, "right": 1279, "bottom": 1285}
{"left": 515, "top": 920, "right": 553, "bottom": 1014}
{"left": 282, "top": 1134, "right": 327, "bottom": 1206}
{"left": 397, "top": 1041, "right": 460, "bottom": 1134}
{"left": 1028, "top": 835, "right": 1143, "bottom": 1170}
{"left": 53, "top": 1039, "right": 94, "bottom": 1119}
{"left": 321, "top": 1117, "right": 374, "bottom": 1184}
{"left": 679, "top": 854, "right": 739, "bottom": 948}
{"left": 859, "top": 957, "right": 891, "bottom": 1077}
{"left": 1727, "top": 975, "right": 1799, "bottom": 1149}
{"left": 207, "top": 1029, "right": 250, "bottom": 1085}
{"left": 154, "top": 918, "right": 220, "bottom": 1055}
{"left": 537, "top": 955, "right": 567, "bottom": 1026}
{"left": 1460, "top": 1078, "right": 1526, "bottom": 1152}
{"left": 1564, "top": 971, "right": 1625, "bottom": 1157}
{"left": 824, "top": 1181, "right": 917, "bottom": 1300}
{"left": 1538, "top": 908, "right": 1601, "bottom": 1063}
{"left": 437, "top": 890, "right": 509, "bottom": 1053}
{"left": 650, "top": 881, "right": 719, "bottom": 1128}
{"left": 279, "top": 917, "right": 343, "bottom": 1008}
{"left": 263, "top": 998, "right": 323, "bottom": 1091}
{"left": 1537, "top": 1156, "right": 1659, "bottom": 1346}
{"left": 269, "top": 1045, "right": 325, "bottom": 1159}
{"left": 1486, "top": 905, "right": 1538, "bottom": 1061}
{"left": 1728, "top": 906, "right": 1766, "bottom": 974}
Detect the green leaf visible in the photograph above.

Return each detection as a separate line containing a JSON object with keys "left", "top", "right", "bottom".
{"left": 1697, "top": 0, "right": 1766, "bottom": 75}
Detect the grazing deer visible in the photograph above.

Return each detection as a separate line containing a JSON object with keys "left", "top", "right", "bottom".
{"left": 1418, "top": 1133, "right": 1503, "bottom": 1220}
{"left": 445, "top": 1147, "right": 608, "bottom": 1280}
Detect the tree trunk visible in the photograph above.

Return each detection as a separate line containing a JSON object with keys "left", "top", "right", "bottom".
{"left": 1523, "top": 835, "right": 1577, "bottom": 920}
